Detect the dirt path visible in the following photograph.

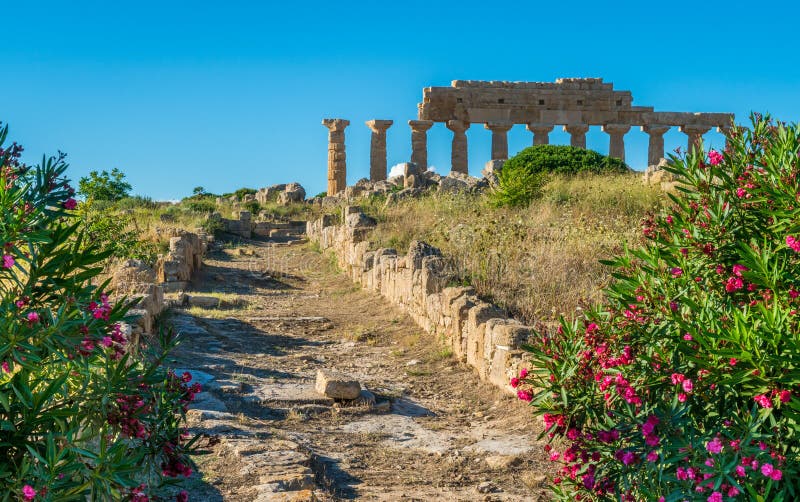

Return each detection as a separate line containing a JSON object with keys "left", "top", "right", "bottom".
{"left": 169, "top": 233, "right": 551, "bottom": 501}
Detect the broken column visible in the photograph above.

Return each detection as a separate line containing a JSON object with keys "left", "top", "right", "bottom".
{"left": 564, "top": 123, "right": 590, "bottom": 149}
{"left": 485, "top": 122, "right": 513, "bottom": 160}
{"left": 602, "top": 123, "right": 631, "bottom": 161}
{"left": 641, "top": 124, "right": 670, "bottom": 166}
{"left": 680, "top": 124, "right": 711, "bottom": 153}
{"left": 409, "top": 119, "right": 434, "bottom": 169}
{"left": 526, "top": 123, "right": 554, "bottom": 145}
{"left": 446, "top": 120, "right": 470, "bottom": 174}
{"left": 322, "top": 118, "right": 350, "bottom": 195}
{"left": 366, "top": 119, "right": 393, "bottom": 182}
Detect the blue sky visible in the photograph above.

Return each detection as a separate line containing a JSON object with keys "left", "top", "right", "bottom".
{"left": 1, "top": 1, "right": 798, "bottom": 200}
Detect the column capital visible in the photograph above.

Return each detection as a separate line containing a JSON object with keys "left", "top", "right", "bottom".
{"left": 679, "top": 124, "right": 712, "bottom": 135}
{"left": 484, "top": 121, "right": 513, "bottom": 133}
{"left": 602, "top": 123, "right": 631, "bottom": 135}
{"left": 365, "top": 119, "right": 393, "bottom": 133}
{"left": 322, "top": 118, "right": 350, "bottom": 131}
{"left": 446, "top": 120, "right": 470, "bottom": 133}
{"left": 408, "top": 119, "right": 434, "bottom": 132}
{"left": 526, "top": 123, "right": 554, "bottom": 134}
{"left": 563, "top": 123, "right": 590, "bottom": 134}
{"left": 641, "top": 124, "right": 670, "bottom": 135}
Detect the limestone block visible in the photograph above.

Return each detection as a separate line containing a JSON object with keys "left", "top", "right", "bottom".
{"left": 420, "top": 256, "right": 450, "bottom": 296}
{"left": 465, "top": 304, "right": 506, "bottom": 376}
{"left": 450, "top": 294, "right": 477, "bottom": 361}
{"left": 315, "top": 369, "right": 361, "bottom": 400}
{"left": 407, "top": 241, "right": 441, "bottom": 271}
{"left": 187, "top": 295, "right": 221, "bottom": 309}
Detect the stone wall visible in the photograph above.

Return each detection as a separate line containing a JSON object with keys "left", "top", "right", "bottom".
{"left": 215, "top": 211, "right": 307, "bottom": 240}
{"left": 307, "top": 208, "right": 531, "bottom": 394}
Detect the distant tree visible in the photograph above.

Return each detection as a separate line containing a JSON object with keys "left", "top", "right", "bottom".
{"left": 78, "top": 168, "right": 132, "bottom": 201}
{"left": 192, "top": 186, "right": 206, "bottom": 196}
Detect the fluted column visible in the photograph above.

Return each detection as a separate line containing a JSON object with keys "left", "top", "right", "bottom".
{"left": 602, "top": 123, "right": 631, "bottom": 161}
{"left": 365, "top": 119, "right": 393, "bottom": 182}
{"left": 526, "top": 123, "right": 554, "bottom": 145}
{"left": 641, "top": 124, "right": 670, "bottom": 166}
{"left": 446, "top": 120, "right": 470, "bottom": 174}
{"left": 485, "top": 122, "right": 513, "bottom": 160}
{"left": 322, "top": 118, "right": 349, "bottom": 195}
{"left": 680, "top": 124, "right": 711, "bottom": 153}
{"left": 408, "top": 120, "right": 434, "bottom": 169}
{"left": 564, "top": 124, "right": 590, "bottom": 149}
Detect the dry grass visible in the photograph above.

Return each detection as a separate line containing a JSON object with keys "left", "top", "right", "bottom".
{"left": 363, "top": 173, "right": 667, "bottom": 324}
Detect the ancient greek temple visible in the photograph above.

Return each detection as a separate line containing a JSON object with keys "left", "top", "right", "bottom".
{"left": 323, "top": 78, "right": 734, "bottom": 195}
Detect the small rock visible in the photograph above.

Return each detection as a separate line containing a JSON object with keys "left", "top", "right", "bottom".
{"left": 315, "top": 369, "right": 361, "bottom": 400}
{"left": 477, "top": 481, "right": 498, "bottom": 494}
{"left": 485, "top": 454, "right": 520, "bottom": 470}
{"left": 405, "top": 359, "right": 420, "bottom": 367}
{"left": 352, "top": 389, "right": 376, "bottom": 407}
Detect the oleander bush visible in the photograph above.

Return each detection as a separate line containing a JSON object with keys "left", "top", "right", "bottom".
{"left": 515, "top": 114, "right": 800, "bottom": 501}
{"left": 492, "top": 145, "right": 630, "bottom": 207}
{"left": 0, "top": 125, "right": 203, "bottom": 501}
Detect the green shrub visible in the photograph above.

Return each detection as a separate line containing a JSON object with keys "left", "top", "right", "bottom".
{"left": 184, "top": 197, "right": 216, "bottom": 213}
{"left": 234, "top": 187, "right": 257, "bottom": 200}
{"left": 243, "top": 200, "right": 261, "bottom": 216}
{"left": 78, "top": 200, "right": 161, "bottom": 266}
{"left": 116, "top": 195, "right": 159, "bottom": 210}
{"left": 78, "top": 168, "right": 132, "bottom": 202}
{"left": 516, "top": 115, "right": 800, "bottom": 500}
{"left": 0, "top": 125, "right": 202, "bottom": 499}
{"left": 492, "top": 145, "right": 629, "bottom": 207}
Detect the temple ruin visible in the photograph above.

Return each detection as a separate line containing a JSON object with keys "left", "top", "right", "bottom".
{"left": 323, "top": 78, "right": 734, "bottom": 194}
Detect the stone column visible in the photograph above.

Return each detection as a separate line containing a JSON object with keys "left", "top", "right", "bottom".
{"left": 365, "top": 119, "right": 393, "bottom": 182}
{"left": 408, "top": 120, "right": 434, "bottom": 169}
{"left": 322, "top": 118, "right": 349, "bottom": 195}
{"left": 446, "top": 120, "right": 470, "bottom": 174}
{"left": 526, "top": 123, "right": 554, "bottom": 145}
{"left": 641, "top": 124, "right": 670, "bottom": 166}
{"left": 717, "top": 125, "right": 732, "bottom": 151}
{"left": 564, "top": 124, "right": 590, "bottom": 149}
{"left": 680, "top": 125, "right": 711, "bottom": 153}
{"left": 602, "top": 123, "right": 632, "bottom": 161}
{"left": 484, "top": 122, "right": 513, "bottom": 160}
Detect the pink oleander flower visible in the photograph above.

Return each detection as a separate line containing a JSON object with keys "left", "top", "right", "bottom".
{"left": 682, "top": 379, "right": 694, "bottom": 393}
{"left": 736, "top": 187, "right": 747, "bottom": 198}
{"left": 671, "top": 267, "right": 683, "bottom": 277}
{"left": 100, "top": 336, "right": 113, "bottom": 348}
{"left": 683, "top": 333, "right": 692, "bottom": 341}
{"left": 707, "top": 492, "right": 723, "bottom": 502}
{"left": 519, "top": 368, "right": 528, "bottom": 379}
{"left": 770, "top": 469, "right": 782, "bottom": 481}
{"left": 621, "top": 451, "right": 636, "bottom": 465}
{"left": 761, "top": 463, "right": 774, "bottom": 477}
{"left": 517, "top": 389, "right": 532, "bottom": 402}
{"left": 678, "top": 393, "right": 687, "bottom": 403}
{"left": 509, "top": 377, "right": 520, "bottom": 388}
{"left": 26, "top": 311, "right": 40, "bottom": 323}
{"left": 732, "top": 264, "right": 748, "bottom": 276}
{"left": 63, "top": 198, "right": 77, "bottom": 210}
{"left": 646, "top": 450, "right": 659, "bottom": 462}
{"left": 22, "top": 485, "right": 36, "bottom": 501}
{"left": 754, "top": 394, "right": 773, "bottom": 408}
{"left": 708, "top": 149, "right": 723, "bottom": 165}
{"left": 1, "top": 361, "right": 8, "bottom": 374}
{"left": 729, "top": 358, "right": 737, "bottom": 366}
{"left": 779, "top": 390, "right": 792, "bottom": 403}
{"left": 706, "top": 437, "right": 723, "bottom": 454}
{"left": 2, "top": 254, "right": 14, "bottom": 269}
{"left": 176, "top": 490, "right": 189, "bottom": 502}
{"left": 787, "top": 235, "right": 800, "bottom": 252}
{"left": 725, "top": 276, "right": 744, "bottom": 292}
{"left": 735, "top": 465, "right": 746, "bottom": 477}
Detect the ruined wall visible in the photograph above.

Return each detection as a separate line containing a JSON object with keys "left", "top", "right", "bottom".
{"left": 307, "top": 208, "right": 530, "bottom": 394}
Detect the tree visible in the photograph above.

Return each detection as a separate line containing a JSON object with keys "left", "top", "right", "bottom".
{"left": 192, "top": 186, "right": 206, "bottom": 196}
{"left": 78, "top": 168, "right": 132, "bottom": 201}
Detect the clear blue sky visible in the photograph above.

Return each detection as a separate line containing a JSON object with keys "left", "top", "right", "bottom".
{"left": 2, "top": 1, "right": 798, "bottom": 200}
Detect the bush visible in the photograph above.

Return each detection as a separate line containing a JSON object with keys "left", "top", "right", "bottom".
{"left": 234, "top": 187, "right": 256, "bottom": 200}
{"left": 78, "top": 200, "right": 161, "bottom": 266}
{"left": 0, "top": 125, "right": 203, "bottom": 499}
{"left": 78, "top": 168, "right": 132, "bottom": 202}
{"left": 492, "top": 145, "right": 629, "bottom": 207}
{"left": 184, "top": 197, "right": 216, "bottom": 213}
{"left": 516, "top": 115, "right": 800, "bottom": 500}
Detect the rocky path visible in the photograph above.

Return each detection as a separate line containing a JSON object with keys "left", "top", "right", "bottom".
{"left": 170, "top": 233, "right": 550, "bottom": 501}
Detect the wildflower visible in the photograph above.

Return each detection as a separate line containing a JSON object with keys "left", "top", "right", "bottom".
{"left": 787, "top": 235, "right": 800, "bottom": 252}
{"left": 2, "top": 254, "right": 14, "bottom": 269}
{"left": 22, "top": 485, "right": 36, "bottom": 501}
{"left": 708, "top": 149, "right": 723, "bottom": 165}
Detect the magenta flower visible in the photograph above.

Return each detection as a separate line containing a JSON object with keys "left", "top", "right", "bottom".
{"left": 787, "top": 235, "right": 800, "bottom": 252}
{"left": 670, "top": 267, "right": 683, "bottom": 277}
{"left": 509, "top": 377, "right": 520, "bottom": 388}
{"left": 754, "top": 394, "right": 773, "bottom": 408}
{"left": 517, "top": 389, "right": 532, "bottom": 402}
{"left": 761, "top": 463, "right": 774, "bottom": 477}
{"left": 26, "top": 312, "right": 40, "bottom": 323}
{"left": 682, "top": 379, "right": 694, "bottom": 393}
{"left": 732, "top": 264, "right": 748, "bottom": 277}
{"left": 2, "top": 254, "right": 14, "bottom": 269}
{"left": 708, "top": 149, "right": 723, "bottom": 165}
{"left": 22, "top": 485, "right": 36, "bottom": 501}
{"left": 706, "top": 437, "right": 723, "bottom": 454}
{"left": 1, "top": 361, "right": 9, "bottom": 373}
{"left": 725, "top": 276, "right": 744, "bottom": 292}
{"left": 646, "top": 450, "right": 658, "bottom": 462}
{"left": 707, "top": 492, "right": 723, "bottom": 502}
{"left": 63, "top": 198, "right": 77, "bottom": 210}
{"left": 779, "top": 390, "right": 792, "bottom": 403}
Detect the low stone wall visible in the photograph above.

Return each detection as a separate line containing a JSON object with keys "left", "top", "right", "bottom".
{"left": 214, "top": 211, "right": 307, "bottom": 240}
{"left": 307, "top": 208, "right": 531, "bottom": 394}
{"left": 111, "top": 230, "right": 209, "bottom": 339}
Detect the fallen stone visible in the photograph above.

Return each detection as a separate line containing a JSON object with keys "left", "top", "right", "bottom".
{"left": 477, "top": 481, "right": 499, "bottom": 494}
{"left": 485, "top": 454, "right": 520, "bottom": 470}
{"left": 352, "top": 389, "right": 376, "bottom": 407}
{"left": 315, "top": 369, "right": 361, "bottom": 400}
{"left": 187, "top": 295, "right": 221, "bottom": 308}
